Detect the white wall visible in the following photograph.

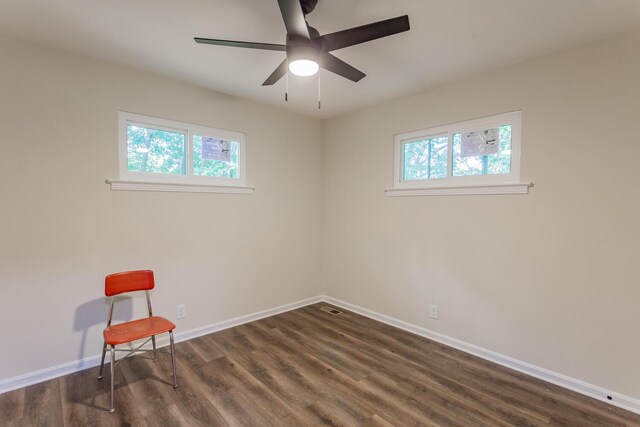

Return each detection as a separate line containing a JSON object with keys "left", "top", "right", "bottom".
{"left": 0, "top": 35, "right": 323, "bottom": 381}
{"left": 321, "top": 31, "right": 640, "bottom": 399}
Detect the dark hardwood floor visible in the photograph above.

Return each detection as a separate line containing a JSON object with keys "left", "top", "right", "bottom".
{"left": 1, "top": 303, "right": 639, "bottom": 426}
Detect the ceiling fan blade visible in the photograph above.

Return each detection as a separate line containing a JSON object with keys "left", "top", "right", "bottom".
{"left": 194, "top": 38, "right": 286, "bottom": 51}
{"left": 277, "top": 0, "right": 311, "bottom": 40}
{"left": 320, "top": 15, "right": 410, "bottom": 52}
{"left": 262, "top": 60, "right": 288, "bottom": 86}
{"left": 320, "top": 53, "right": 366, "bottom": 82}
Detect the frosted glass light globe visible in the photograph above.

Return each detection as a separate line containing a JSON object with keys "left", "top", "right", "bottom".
{"left": 289, "top": 59, "right": 319, "bottom": 76}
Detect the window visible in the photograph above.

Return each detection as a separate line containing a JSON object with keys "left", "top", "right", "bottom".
{"left": 109, "top": 112, "right": 252, "bottom": 194}
{"left": 388, "top": 111, "right": 530, "bottom": 196}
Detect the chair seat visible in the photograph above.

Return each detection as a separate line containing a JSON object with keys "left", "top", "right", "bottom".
{"left": 103, "top": 316, "right": 176, "bottom": 346}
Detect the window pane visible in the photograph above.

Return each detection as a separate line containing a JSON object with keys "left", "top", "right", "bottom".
{"left": 452, "top": 125, "right": 511, "bottom": 176}
{"left": 488, "top": 125, "right": 512, "bottom": 174}
{"left": 402, "top": 136, "right": 448, "bottom": 181}
{"left": 193, "top": 135, "right": 239, "bottom": 178}
{"left": 127, "top": 124, "right": 186, "bottom": 175}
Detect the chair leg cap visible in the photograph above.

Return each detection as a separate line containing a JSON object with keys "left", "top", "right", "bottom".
{"left": 98, "top": 376, "right": 103, "bottom": 380}
{"left": 109, "top": 409, "right": 115, "bottom": 413}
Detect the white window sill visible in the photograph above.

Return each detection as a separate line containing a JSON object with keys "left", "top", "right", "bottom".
{"left": 105, "top": 179, "right": 255, "bottom": 195}
{"left": 385, "top": 182, "right": 532, "bottom": 197}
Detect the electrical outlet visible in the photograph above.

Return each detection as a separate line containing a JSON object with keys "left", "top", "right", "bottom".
{"left": 429, "top": 304, "right": 438, "bottom": 320}
{"left": 176, "top": 304, "right": 186, "bottom": 320}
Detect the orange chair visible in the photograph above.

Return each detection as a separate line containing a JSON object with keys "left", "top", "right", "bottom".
{"left": 98, "top": 270, "right": 178, "bottom": 413}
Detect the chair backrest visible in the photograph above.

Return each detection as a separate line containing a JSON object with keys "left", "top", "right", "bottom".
{"left": 105, "top": 270, "right": 155, "bottom": 296}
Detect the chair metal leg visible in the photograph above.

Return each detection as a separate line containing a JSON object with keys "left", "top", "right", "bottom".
{"left": 109, "top": 345, "right": 115, "bottom": 413}
{"left": 98, "top": 341, "right": 107, "bottom": 380}
{"left": 169, "top": 331, "right": 178, "bottom": 388}
{"left": 151, "top": 335, "right": 157, "bottom": 361}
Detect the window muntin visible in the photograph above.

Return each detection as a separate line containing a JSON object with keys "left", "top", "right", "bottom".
{"left": 118, "top": 112, "right": 246, "bottom": 187}
{"left": 393, "top": 111, "right": 521, "bottom": 189}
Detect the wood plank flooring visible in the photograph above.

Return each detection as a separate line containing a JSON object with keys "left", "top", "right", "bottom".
{"left": 1, "top": 303, "right": 639, "bottom": 426}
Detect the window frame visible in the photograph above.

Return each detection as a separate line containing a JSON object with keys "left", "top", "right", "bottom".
{"left": 391, "top": 111, "right": 525, "bottom": 194}
{"left": 117, "top": 111, "right": 247, "bottom": 188}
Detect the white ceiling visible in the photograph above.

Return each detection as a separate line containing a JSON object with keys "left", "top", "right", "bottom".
{"left": 1, "top": 0, "right": 639, "bottom": 118}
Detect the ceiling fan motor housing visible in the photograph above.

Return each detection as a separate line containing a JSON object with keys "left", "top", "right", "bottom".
{"left": 299, "top": 0, "right": 318, "bottom": 15}
{"left": 286, "top": 25, "right": 323, "bottom": 55}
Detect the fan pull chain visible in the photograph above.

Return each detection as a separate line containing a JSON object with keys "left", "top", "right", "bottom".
{"left": 285, "top": 59, "right": 289, "bottom": 102}
{"left": 317, "top": 71, "right": 321, "bottom": 109}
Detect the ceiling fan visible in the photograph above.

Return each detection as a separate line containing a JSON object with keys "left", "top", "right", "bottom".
{"left": 194, "top": 0, "right": 410, "bottom": 86}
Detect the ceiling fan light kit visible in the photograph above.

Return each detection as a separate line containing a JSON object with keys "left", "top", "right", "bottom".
{"left": 289, "top": 59, "right": 319, "bottom": 76}
{"left": 287, "top": 44, "right": 320, "bottom": 76}
{"left": 195, "top": 0, "right": 410, "bottom": 105}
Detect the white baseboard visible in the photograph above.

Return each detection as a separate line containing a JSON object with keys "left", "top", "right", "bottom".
{"left": 2, "top": 293, "right": 639, "bottom": 416}
{"left": 0, "top": 295, "right": 323, "bottom": 394}
{"left": 322, "top": 295, "right": 640, "bottom": 415}
{"left": 169, "top": 295, "right": 324, "bottom": 345}
{"left": 0, "top": 354, "right": 104, "bottom": 396}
